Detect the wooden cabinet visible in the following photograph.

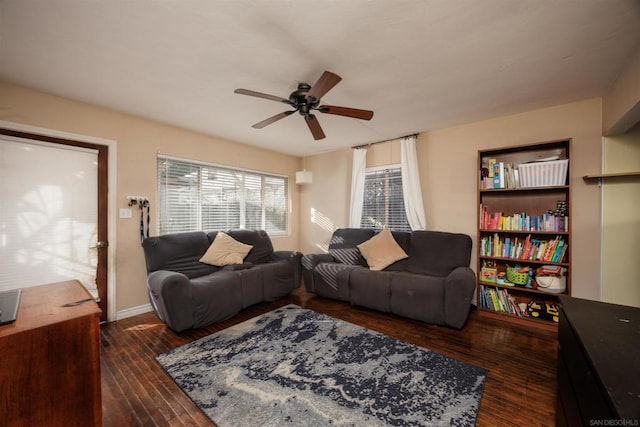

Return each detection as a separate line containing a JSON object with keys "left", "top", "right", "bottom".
{"left": 477, "top": 139, "right": 571, "bottom": 331}
{"left": 556, "top": 295, "right": 640, "bottom": 425}
{"left": 0, "top": 280, "right": 102, "bottom": 426}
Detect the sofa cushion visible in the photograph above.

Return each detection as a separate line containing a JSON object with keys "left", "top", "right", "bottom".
{"left": 328, "top": 228, "right": 376, "bottom": 266}
{"left": 208, "top": 229, "right": 274, "bottom": 265}
{"left": 350, "top": 268, "right": 395, "bottom": 312}
{"left": 142, "top": 231, "right": 218, "bottom": 278}
{"left": 234, "top": 267, "right": 264, "bottom": 308}
{"left": 313, "top": 263, "right": 360, "bottom": 302}
{"left": 357, "top": 227, "right": 408, "bottom": 271}
{"left": 257, "top": 260, "right": 297, "bottom": 301}
{"left": 390, "top": 272, "right": 446, "bottom": 325}
{"left": 385, "top": 231, "right": 411, "bottom": 271}
{"left": 190, "top": 270, "right": 243, "bottom": 328}
{"left": 315, "top": 263, "right": 352, "bottom": 290}
{"left": 407, "top": 231, "right": 472, "bottom": 277}
{"left": 200, "top": 232, "right": 253, "bottom": 266}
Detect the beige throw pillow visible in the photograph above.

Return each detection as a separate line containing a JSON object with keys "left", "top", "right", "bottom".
{"left": 357, "top": 227, "right": 408, "bottom": 271}
{"left": 199, "top": 232, "right": 253, "bottom": 266}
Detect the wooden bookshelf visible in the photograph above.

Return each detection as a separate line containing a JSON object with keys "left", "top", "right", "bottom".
{"left": 477, "top": 139, "right": 571, "bottom": 331}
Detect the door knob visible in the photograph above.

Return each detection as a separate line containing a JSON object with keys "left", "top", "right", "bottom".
{"left": 89, "top": 241, "right": 108, "bottom": 249}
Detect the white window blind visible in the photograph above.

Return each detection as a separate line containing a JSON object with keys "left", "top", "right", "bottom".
{"left": 0, "top": 136, "right": 99, "bottom": 296}
{"left": 360, "top": 166, "right": 410, "bottom": 232}
{"left": 157, "top": 156, "right": 288, "bottom": 235}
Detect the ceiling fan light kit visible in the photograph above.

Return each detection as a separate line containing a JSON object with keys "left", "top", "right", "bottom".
{"left": 234, "top": 71, "right": 374, "bottom": 141}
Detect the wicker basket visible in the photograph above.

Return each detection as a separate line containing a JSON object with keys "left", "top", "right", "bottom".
{"left": 506, "top": 266, "right": 529, "bottom": 285}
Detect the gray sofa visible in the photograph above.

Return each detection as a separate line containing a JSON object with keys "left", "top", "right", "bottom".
{"left": 301, "top": 228, "right": 475, "bottom": 328}
{"left": 142, "top": 229, "right": 302, "bottom": 332}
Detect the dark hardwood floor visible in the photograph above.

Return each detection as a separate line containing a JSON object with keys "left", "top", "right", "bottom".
{"left": 100, "top": 287, "right": 558, "bottom": 426}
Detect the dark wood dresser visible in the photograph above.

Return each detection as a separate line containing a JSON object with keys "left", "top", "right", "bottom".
{"left": 0, "top": 280, "right": 102, "bottom": 426}
{"left": 557, "top": 295, "right": 640, "bottom": 426}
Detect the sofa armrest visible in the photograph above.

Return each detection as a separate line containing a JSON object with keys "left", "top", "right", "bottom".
{"left": 147, "top": 270, "right": 194, "bottom": 332}
{"left": 300, "top": 253, "right": 335, "bottom": 292}
{"left": 272, "top": 250, "right": 303, "bottom": 288}
{"left": 443, "top": 266, "right": 476, "bottom": 329}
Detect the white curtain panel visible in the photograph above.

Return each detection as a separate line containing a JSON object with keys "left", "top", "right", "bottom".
{"left": 349, "top": 148, "right": 367, "bottom": 228}
{"left": 400, "top": 135, "right": 427, "bottom": 230}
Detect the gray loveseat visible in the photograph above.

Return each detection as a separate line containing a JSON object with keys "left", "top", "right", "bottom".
{"left": 301, "top": 228, "right": 475, "bottom": 328}
{"left": 142, "top": 229, "right": 302, "bottom": 332}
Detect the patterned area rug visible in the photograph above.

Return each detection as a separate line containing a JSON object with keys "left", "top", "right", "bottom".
{"left": 157, "top": 305, "right": 487, "bottom": 426}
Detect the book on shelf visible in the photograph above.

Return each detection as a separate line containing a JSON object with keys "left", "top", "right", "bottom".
{"left": 480, "top": 161, "right": 519, "bottom": 190}
{"left": 488, "top": 159, "right": 497, "bottom": 177}
{"left": 493, "top": 162, "right": 501, "bottom": 188}
{"left": 538, "top": 265, "right": 562, "bottom": 275}
{"left": 479, "top": 234, "right": 568, "bottom": 263}
{"left": 480, "top": 287, "right": 514, "bottom": 315}
{"left": 479, "top": 204, "right": 568, "bottom": 232}
{"left": 479, "top": 286, "right": 532, "bottom": 318}
{"left": 551, "top": 241, "right": 568, "bottom": 263}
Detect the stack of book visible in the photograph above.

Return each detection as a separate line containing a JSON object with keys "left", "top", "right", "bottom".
{"left": 480, "top": 160, "right": 520, "bottom": 190}
{"left": 479, "top": 234, "right": 568, "bottom": 263}
{"left": 479, "top": 204, "right": 568, "bottom": 232}
{"left": 479, "top": 287, "right": 527, "bottom": 317}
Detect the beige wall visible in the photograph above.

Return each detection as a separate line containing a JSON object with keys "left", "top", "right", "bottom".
{"left": 603, "top": 45, "right": 640, "bottom": 135}
{"left": 602, "top": 123, "right": 640, "bottom": 307}
{"left": 300, "top": 98, "right": 604, "bottom": 301}
{"left": 298, "top": 139, "right": 403, "bottom": 255}
{"left": 0, "top": 80, "right": 613, "bottom": 311}
{"left": 0, "top": 82, "right": 301, "bottom": 317}
{"left": 299, "top": 149, "right": 352, "bottom": 254}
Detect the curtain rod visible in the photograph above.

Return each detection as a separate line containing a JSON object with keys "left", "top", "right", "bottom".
{"left": 351, "top": 133, "right": 418, "bottom": 150}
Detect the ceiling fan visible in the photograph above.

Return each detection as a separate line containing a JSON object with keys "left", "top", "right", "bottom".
{"left": 234, "top": 71, "right": 374, "bottom": 140}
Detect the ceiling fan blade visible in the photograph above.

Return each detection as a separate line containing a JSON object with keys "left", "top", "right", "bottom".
{"left": 305, "top": 114, "right": 326, "bottom": 140}
{"left": 319, "top": 105, "right": 374, "bottom": 121}
{"left": 234, "top": 88, "right": 290, "bottom": 104}
{"left": 252, "top": 111, "right": 295, "bottom": 129}
{"left": 306, "top": 71, "right": 342, "bottom": 101}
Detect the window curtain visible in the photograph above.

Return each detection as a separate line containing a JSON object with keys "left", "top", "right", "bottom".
{"left": 400, "top": 135, "right": 427, "bottom": 230}
{"left": 349, "top": 148, "right": 367, "bottom": 227}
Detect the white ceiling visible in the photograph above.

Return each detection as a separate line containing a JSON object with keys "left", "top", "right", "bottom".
{"left": 1, "top": 1, "right": 639, "bottom": 157}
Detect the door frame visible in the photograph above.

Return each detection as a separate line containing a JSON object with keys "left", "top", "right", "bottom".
{"left": 0, "top": 120, "right": 117, "bottom": 322}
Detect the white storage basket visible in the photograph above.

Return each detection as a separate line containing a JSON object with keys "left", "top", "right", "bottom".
{"left": 518, "top": 159, "right": 568, "bottom": 187}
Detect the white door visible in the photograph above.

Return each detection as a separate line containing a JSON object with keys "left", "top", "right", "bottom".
{"left": 0, "top": 135, "right": 99, "bottom": 299}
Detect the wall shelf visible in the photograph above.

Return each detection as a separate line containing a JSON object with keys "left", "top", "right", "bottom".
{"left": 583, "top": 172, "right": 640, "bottom": 180}
{"left": 583, "top": 172, "right": 640, "bottom": 187}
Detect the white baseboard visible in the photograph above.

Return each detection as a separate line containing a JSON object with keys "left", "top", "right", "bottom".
{"left": 116, "top": 303, "right": 153, "bottom": 321}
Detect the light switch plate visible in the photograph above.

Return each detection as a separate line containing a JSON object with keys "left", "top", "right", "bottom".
{"left": 119, "top": 208, "right": 132, "bottom": 219}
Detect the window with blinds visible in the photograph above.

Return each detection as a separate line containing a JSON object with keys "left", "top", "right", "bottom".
{"left": 157, "top": 156, "right": 288, "bottom": 235}
{"left": 360, "top": 166, "right": 410, "bottom": 232}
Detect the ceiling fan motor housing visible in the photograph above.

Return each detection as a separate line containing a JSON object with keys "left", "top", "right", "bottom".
{"left": 290, "top": 83, "right": 318, "bottom": 115}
